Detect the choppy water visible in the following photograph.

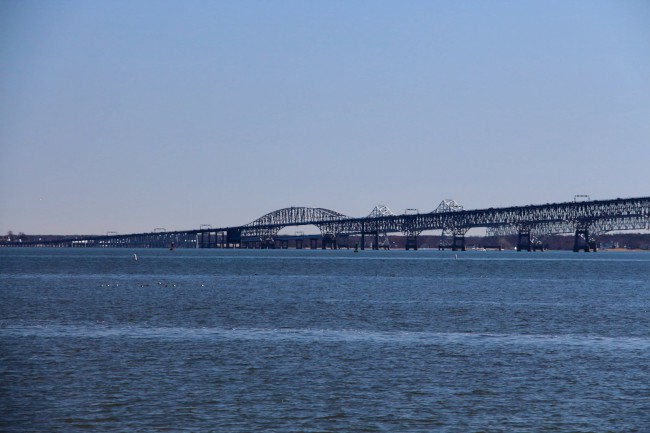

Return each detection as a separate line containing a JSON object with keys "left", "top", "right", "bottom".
{"left": 1, "top": 248, "right": 649, "bottom": 432}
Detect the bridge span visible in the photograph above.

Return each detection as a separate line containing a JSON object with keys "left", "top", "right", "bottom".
{"left": 2, "top": 196, "right": 649, "bottom": 252}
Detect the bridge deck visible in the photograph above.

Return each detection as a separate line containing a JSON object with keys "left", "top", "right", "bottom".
{"left": 2, "top": 196, "right": 648, "bottom": 251}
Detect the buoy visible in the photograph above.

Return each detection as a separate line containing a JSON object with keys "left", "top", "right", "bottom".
{"left": 133, "top": 253, "right": 138, "bottom": 261}
{"left": 454, "top": 254, "right": 458, "bottom": 259}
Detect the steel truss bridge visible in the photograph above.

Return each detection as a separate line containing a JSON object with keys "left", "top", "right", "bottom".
{"left": 2, "top": 196, "right": 649, "bottom": 252}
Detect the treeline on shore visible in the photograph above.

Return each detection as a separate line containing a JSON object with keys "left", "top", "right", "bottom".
{"left": 408, "top": 233, "right": 650, "bottom": 251}
{"left": 3, "top": 232, "right": 650, "bottom": 250}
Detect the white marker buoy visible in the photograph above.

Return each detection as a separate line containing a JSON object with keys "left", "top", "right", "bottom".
{"left": 133, "top": 253, "right": 138, "bottom": 261}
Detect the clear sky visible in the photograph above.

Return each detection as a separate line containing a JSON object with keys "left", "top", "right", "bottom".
{"left": 1, "top": 0, "right": 649, "bottom": 235}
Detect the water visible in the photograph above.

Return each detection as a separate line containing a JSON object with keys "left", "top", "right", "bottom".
{"left": 1, "top": 248, "right": 649, "bottom": 432}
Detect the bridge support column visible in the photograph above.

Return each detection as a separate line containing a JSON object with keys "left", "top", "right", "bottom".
{"left": 438, "top": 228, "right": 453, "bottom": 251}
{"left": 517, "top": 230, "right": 531, "bottom": 252}
{"left": 405, "top": 235, "right": 418, "bottom": 251}
{"left": 452, "top": 235, "right": 465, "bottom": 251}
{"left": 198, "top": 232, "right": 211, "bottom": 248}
{"left": 321, "top": 234, "right": 336, "bottom": 250}
{"left": 573, "top": 226, "right": 591, "bottom": 252}
{"left": 337, "top": 234, "right": 350, "bottom": 249}
{"left": 373, "top": 232, "right": 379, "bottom": 250}
{"left": 226, "top": 229, "right": 241, "bottom": 248}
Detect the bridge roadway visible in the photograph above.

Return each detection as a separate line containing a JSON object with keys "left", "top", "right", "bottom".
{"left": 2, "top": 196, "right": 649, "bottom": 252}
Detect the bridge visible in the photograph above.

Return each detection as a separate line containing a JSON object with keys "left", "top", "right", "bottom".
{"left": 2, "top": 196, "right": 649, "bottom": 252}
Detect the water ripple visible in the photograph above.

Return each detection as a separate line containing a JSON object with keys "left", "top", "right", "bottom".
{"left": 3, "top": 323, "right": 649, "bottom": 350}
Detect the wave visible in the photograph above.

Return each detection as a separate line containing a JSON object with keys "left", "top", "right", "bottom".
{"left": 2, "top": 323, "right": 649, "bottom": 350}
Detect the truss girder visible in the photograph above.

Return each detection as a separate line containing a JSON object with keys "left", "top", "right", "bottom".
{"left": 245, "top": 206, "right": 349, "bottom": 227}
{"left": 487, "top": 215, "right": 649, "bottom": 238}
{"left": 4, "top": 197, "right": 649, "bottom": 248}
{"left": 241, "top": 206, "right": 351, "bottom": 238}
{"left": 241, "top": 197, "right": 650, "bottom": 239}
{"left": 434, "top": 199, "right": 463, "bottom": 213}
{"left": 591, "top": 216, "right": 649, "bottom": 234}
{"left": 367, "top": 205, "right": 395, "bottom": 218}
{"left": 487, "top": 221, "right": 576, "bottom": 237}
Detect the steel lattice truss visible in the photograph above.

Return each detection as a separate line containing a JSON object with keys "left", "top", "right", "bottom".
{"left": 367, "top": 205, "right": 395, "bottom": 218}
{"left": 241, "top": 197, "right": 650, "bottom": 240}
{"left": 3, "top": 197, "right": 649, "bottom": 248}
{"left": 434, "top": 199, "right": 463, "bottom": 213}
{"left": 433, "top": 199, "right": 466, "bottom": 245}
{"left": 487, "top": 216, "right": 650, "bottom": 238}
{"left": 241, "top": 207, "right": 351, "bottom": 239}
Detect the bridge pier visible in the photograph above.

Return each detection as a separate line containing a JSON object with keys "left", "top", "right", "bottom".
{"left": 573, "top": 225, "right": 596, "bottom": 252}
{"left": 226, "top": 229, "right": 241, "bottom": 248}
{"left": 197, "top": 233, "right": 206, "bottom": 248}
{"left": 517, "top": 229, "right": 532, "bottom": 252}
{"left": 322, "top": 234, "right": 337, "bottom": 250}
{"left": 405, "top": 235, "right": 418, "bottom": 250}
{"left": 451, "top": 235, "right": 466, "bottom": 251}
{"left": 438, "top": 227, "right": 454, "bottom": 251}
{"left": 438, "top": 239, "right": 450, "bottom": 250}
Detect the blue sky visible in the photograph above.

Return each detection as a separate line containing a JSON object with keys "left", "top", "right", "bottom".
{"left": 1, "top": 0, "right": 649, "bottom": 234}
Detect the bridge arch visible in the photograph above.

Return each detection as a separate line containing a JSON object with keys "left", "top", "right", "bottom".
{"left": 242, "top": 207, "right": 351, "bottom": 241}
{"left": 245, "top": 207, "right": 349, "bottom": 227}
